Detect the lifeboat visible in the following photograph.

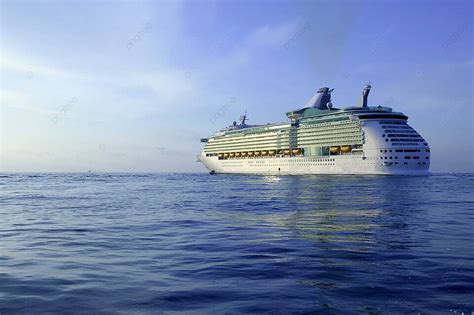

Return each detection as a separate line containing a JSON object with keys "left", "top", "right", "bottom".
{"left": 229, "top": 152, "right": 235, "bottom": 158}
{"left": 254, "top": 151, "right": 261, "bottom": 156}
{"left": 261, "top": 150, "right": 268, "bottom": 156}
{"left": 235, "top": 152, "right": 241, "bottom": 157}
{"left": 283, "top": 149, "right": 291, "bottom": 155}
{"left": 224, "top": 153, "right": 229, "bottom": 158}
{"left": 330, "top": 146, "right": 341, "bottom": 154}
{"left": 218, "top": 153, "right": 224, "bottom": 158}
{"left": 277, "top": 149, "right": 283, "bottom": 155}
{"left": 292, "top": 148, "right": 301, "bottom": 155}
{"left": 341, "top": 145, "right": 352, "bottom": 153}
{"left": 241, "top": 152, "right": 247, "bottom": 157}
{"left": 248, "top": 151, "right": 254, "bottom": 157}
{"left": 269, "top": 150, "right": 276, "bottom": 156}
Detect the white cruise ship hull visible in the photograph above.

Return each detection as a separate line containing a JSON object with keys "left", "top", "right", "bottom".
{"left": 198, "top": 154, "right": 430, "bottom": 176}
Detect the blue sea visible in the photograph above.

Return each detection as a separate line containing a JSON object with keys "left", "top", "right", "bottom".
{"left": 0, "top": 173, "right": 473, "bottom": 314}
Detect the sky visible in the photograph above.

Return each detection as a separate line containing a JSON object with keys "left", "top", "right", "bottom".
{"left": 0, "top": 0, "right": 473, "bottom": 173}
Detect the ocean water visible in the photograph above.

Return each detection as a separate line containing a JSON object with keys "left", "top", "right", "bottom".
{"left": 0, "top": 173, "right": 473, "bottom": 314}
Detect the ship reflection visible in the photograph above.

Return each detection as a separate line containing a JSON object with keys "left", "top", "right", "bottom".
{"left": 217, "top": 175, "right": 425, "bottom": 254}
{"left": 211, "top": 174, "right": 432, "bottom": 311}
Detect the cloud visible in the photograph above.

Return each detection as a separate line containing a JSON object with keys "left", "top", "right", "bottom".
{"left": 205, "top": 19, "right": 304, "bottom": 72}
{"left": 1, "top": 90, "right": 57, "bottom": 115}
{"left": 245, "top": 21, "right": 301, "bottom": 49}
{"left": 1, "top": 50, "right": 204, "bottom": 122}
{"left": 0, "top": 54, "right": 78, "bottom": 80}
{"left": 131, "top": 69, "right": 200, "bottom": 106}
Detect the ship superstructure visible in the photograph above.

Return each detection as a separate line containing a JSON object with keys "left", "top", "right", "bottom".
{"left": 198, "top": 85, "right": 430, "bottom": 175}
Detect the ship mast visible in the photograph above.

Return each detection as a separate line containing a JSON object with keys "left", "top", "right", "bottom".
{"left": 239, "top": 110, "right": 248, "bottom": 125}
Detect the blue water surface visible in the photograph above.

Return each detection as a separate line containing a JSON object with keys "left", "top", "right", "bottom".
{"left": 0, "top": 173, "right": 473, "bottom": 314}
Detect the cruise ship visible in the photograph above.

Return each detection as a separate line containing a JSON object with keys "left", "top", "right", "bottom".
{"left": 198, "top": 85, "right": 430, "bottom": 175}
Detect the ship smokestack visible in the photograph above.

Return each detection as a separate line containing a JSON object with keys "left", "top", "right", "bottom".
{"left": 305, "top": 87, "right": 334, "bottom": 110}
{"left": 358, "top": 84, "right": 371, "bottom": 108}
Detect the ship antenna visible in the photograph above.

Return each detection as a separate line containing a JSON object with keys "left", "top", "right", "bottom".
{"left": 240, "top": 110, "right": 248, "bottom": 125}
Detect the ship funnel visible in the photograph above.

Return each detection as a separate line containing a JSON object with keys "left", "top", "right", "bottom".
{"left": 358, "top": 84, "right": 371, "bottom": 108}
{"left": 305, "top": 87, "right": 334, "bottom": 110}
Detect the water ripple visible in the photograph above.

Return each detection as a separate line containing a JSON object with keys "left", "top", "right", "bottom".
{"left": 0, "top": 173, "right": 472, "bottom": 313}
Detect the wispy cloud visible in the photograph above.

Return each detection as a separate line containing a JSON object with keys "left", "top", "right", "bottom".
{"left": 1, "top": 54, "right": 77, "bottom": 80}
{"left": 1, "top": 90, "right": 56, "bottom": 115}
{"left": 245, "top": 21, "right": 301, "bottom": 49}
{"left": 203, "top": 19, "right": 304, "bottom": 72}
{"left": 1, "top": 50, "right": 203, "bottom": 122}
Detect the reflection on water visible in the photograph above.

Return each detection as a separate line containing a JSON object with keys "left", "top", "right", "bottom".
{"left": 214, "top": 175, "right": 424, "bottom": 253}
